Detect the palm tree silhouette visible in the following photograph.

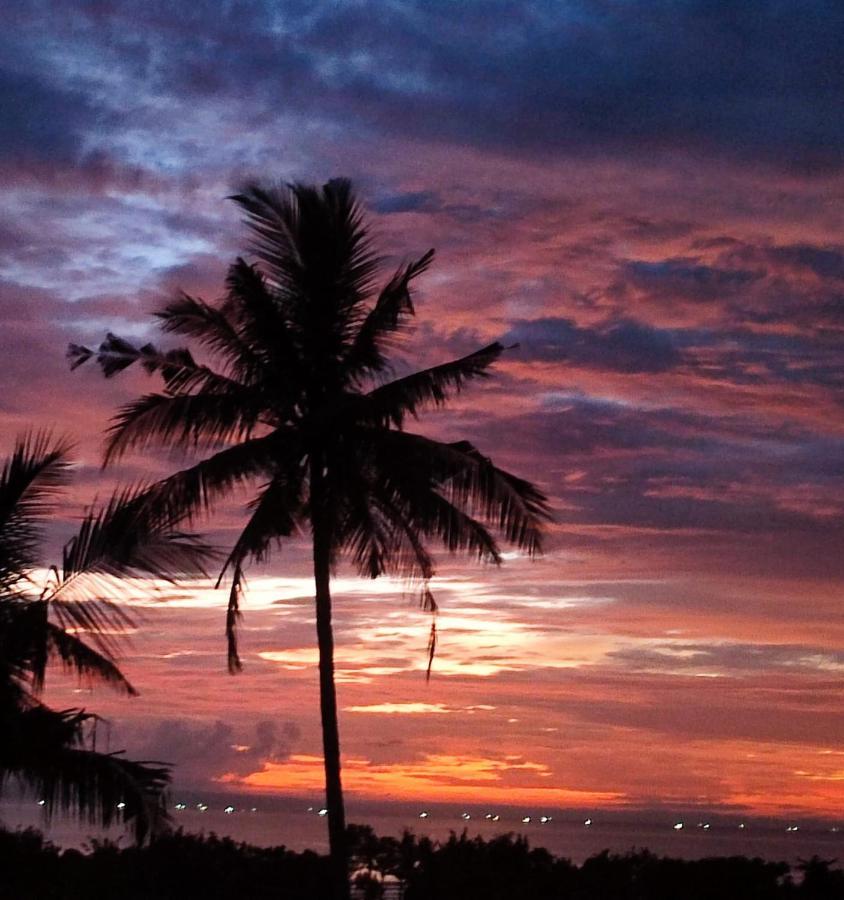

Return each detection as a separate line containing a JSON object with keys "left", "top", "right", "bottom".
{"left": 0, "top": 433, "right": 211, "bottom": 842}
{"left": 69, "top": 178, "right": 550, "bottom": 899}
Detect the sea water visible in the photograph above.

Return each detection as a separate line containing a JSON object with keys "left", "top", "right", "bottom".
{"left": 2, "top": 795, "right": 841, "bottom": 867}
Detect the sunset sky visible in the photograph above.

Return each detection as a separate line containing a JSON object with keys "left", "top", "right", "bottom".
{"left": 2, "top": 1, "right": 843, "bottom": 823}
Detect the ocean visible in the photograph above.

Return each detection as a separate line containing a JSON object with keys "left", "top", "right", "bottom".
{"left": 2, "top": 793, "right": 842, "bottom": 866}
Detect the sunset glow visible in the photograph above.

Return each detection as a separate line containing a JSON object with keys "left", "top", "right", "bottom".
{"left": 2, "top": 0, "right": 843, "bottom": 829}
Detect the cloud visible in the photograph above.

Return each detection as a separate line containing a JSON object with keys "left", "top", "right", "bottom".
{"left": 6, "top": 1, "right": 844, "bottom": 173}
{"left": 607, "top": 641, "right": 844, "bottom": 676}
{"left": 127, "top": 718, "right": 300, "bottom": 785}
{"left": 373, "top": 191, "right": 440, "bottom": 215}
{"left": 0, "top": 66, "right": 103, "bottom": 164}
{"left": 621, "top": 259, "right": 761, "bottom": 304}
{"left": 503, "top": 317, "right": 682, "bottom": 373}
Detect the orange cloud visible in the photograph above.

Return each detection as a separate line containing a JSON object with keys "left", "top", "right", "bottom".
{"left": 225, "top": 753, "right": 625, "bottom": 808}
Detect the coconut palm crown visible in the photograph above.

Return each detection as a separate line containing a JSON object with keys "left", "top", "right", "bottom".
{"left": 0, "top": 433, "right": 211, "bottom": 843}
{"left": 69, "top": 178, "right": 550, "bottom": 899}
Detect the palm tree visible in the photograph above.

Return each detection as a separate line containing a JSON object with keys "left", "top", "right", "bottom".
{"left": 69, "top": 178, "right": 550, "bottom": 899}
{"left": 0, "top": 432, "right": 211, "bottom": 843}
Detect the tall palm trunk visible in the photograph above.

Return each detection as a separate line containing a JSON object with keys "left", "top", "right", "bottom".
{"left": 312, "top": 465, "right": 350, "bottom": 900}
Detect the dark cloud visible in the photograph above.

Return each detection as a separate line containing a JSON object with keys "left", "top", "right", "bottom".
{"left": 503, "top": 317, "right": 682, "bottom": 372}
{"left": 609, "top": 641, "right": 844, "bottom": 675}
{"left": 679, "top": 328, "right": 844, "bottom": 390}
{"left": 0, "top": 67, "right": 103, "bottom": 164}
{"left": 622, "top": 259, "right": 761, "bottom": 303}
{"left": 6, "top": 1, "right": 844, "bottom": 172}
{"left": 611, "top": 239, "right": 844, "bottom": 335}
{"left": 293, "top": 0, "right": 844, "bottom": 170}
{"left": 710, "top": 239, "right": 844, "bottom": 283}
{"left": 128, "top": 718, "right": 300, "bottom": 785}
{"left": 373, "top": 191, "right": 440, "bottom": 215}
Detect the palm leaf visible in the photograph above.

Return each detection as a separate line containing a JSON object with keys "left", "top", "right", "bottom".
{"left": 365, "top": 343, "right": 504, "bottom": 427}
{"left": 368, "top": 430, "right": 550, "bottom": 555}
{"left": 222, "top": 258, "right": 306, "bottom": 407}
{"left": 129, "top": 431, "right": 289, "bottom": 529}
{"left": 216, "top": 475, "right": 303, "bottom": 672}
{"left": 103, "top": 390, "right": 266, "bottom": 464}
{"left": 231, "top": 180, "right": 379, "bottom": 338}
{"left": 44, "top": 485, "right": 213, "bottom": 658}
{"left": 68, "top": 333, "right": 243, "bottom": 397}
{"left": 0, "top": 598, "right": 133, "bottom": 697}
{"left": 0, "top": 434, "right": 73, "bottom": 590}
{"left": 344, "top": 249, "right": 435, "bottom": 381}
{"left": 1, "top": 704, "right": 170, "bottom": 844}
{"left": 45, "top": 622, "right": 137, "bottom": 695}
{"left": 156, "top": 290, "right": 266, "bottom": 384}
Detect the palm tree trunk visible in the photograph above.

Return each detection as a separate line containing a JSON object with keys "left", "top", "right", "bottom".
{"left": 312, "top": 501, "right": 350, "bottom": 900}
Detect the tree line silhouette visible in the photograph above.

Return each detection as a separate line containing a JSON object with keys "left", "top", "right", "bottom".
{"left": 1, "top": 824, "right": 841, "bottom": 899}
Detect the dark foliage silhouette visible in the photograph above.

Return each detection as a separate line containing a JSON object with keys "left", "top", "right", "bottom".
{"left": 69, "top": 178, "right": 550, "bottom": 898}
{"left": 0, "top": 434, "right": 210, "bottom": 843}
{"left": 3, "top": 825, "right": 841, "bottom": 900}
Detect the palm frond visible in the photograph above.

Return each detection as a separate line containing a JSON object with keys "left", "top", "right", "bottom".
{"left": 224, "top": 564, "right": 245, "bottom": 674}
{"left": 129, "top": 431, "right": 288, "bottom": 529}
{"left": 156, "top": 291, "right": 265, "bottom": 384}
{"left": 0, "top": 597, "right": 49, "bottom": 696}
{"left": 228, "top": 182, "right": 305, "bottom": 285}
{"left": 369, "top": 430, "right": 550, "bottom": 556}
{"left": 1, "top": 704, "right": 170, "bottom": 844}
{"left": 231, "top": 180, "right": 379, "bottom": 341}
{"left": 46, "top": 598, "right": 134, "bottom": 663}
{"left": 59, "top": 486, "right": 213, "bottom": 584}
{"left": 216, "top": 475, "right": 303, "bottom": 672}
{"left": 344, "top": 249, "right": 435, "bottom": 380}
{"left": 424, "top": 594, "right": 438, "bottom": 683}
{"left": 0, "top": 434, "right": 73, "bottom": 590}
{"left": 365, "top": 343, "right": 504, "bottom": 427}
{"left": 0, "top": 600, "right": 131, "bottom": 697}
{"left": 339, "top": 476, "right": 437, "bottom": 582}
{"left": 223, "top": 258, "right": 304, "bottom": 398}
{"left": 45, "top": 622, "right": 137, "bottom": 696}
{"left": 68, "top": 333, "right": 242, "bottom": 397}
{"left": 443, "top": 439, "right": 551, "bottom": 553}
{"left": 42, "top": 485, "right": 213, "bottom": 658}
{"left": 104, "top": 390, "right": 265, "bottom": 464}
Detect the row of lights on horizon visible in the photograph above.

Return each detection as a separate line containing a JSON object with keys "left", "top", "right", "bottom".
{"left": 35, "top": 800, "right": 837, "bottom": 833}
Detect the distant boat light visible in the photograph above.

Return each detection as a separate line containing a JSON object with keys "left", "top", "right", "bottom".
{"left": 419, "top": 812, "right": 429, "bottom": 819}
{"left": 584, "top": 818, "right": 592, "bottom": 826}
{"left": 673, "top": 822, "right": 684, "bottom": 830}
{"left": 224, "top": 805, "right": 235, "bottom": 815}
{"left": 318, "top": 808, "right": 328, "bottom": 817}
{"left": 522, "top": 816, "right": 531, "bottom": 823}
